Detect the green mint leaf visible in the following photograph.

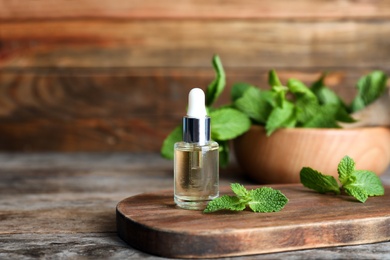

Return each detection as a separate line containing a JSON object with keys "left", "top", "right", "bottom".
{"left": 335, "top": 106, "right": 356, "bottom": 123}
{"left": 204, "top": 195, "right": 246, "bottom": 213}
{"left": 160, "top": 125, "right": 182, "bottom": 159}
{"left": 302, "top": 105, "right": 336, "bottom": 128}
{"left": 350, "top": 71, "right": 388, "bottom": 112}
{"left": 287, "top": 79, "right": 319, "bottom": 124}
{"left": 234, "top": 87, "right": 273, "bottom": 124}
{"left": 231, "top": 82, "right": 252, "bottom": 102}
{"left": 314, "top": 86, "right": 344, "bottom": 106}
{"left": 271, "top": 85, "right": 289, "bottom": 108}
{"left": 268, "top": 69, "right": 283, "bottom": 87}
{"left": 337, "top": 156, "right": 385, "bottom": 199}
{"left": 311, "top": 72, "right": 346, "bottom": 106}
{"left": 342, "top": 168, "right": 384, "bottom": 203}
{"left": 218, "top": 140, "right": 230, "bottom": 168}
{"left": 210, "top": 107, "right": 251, "bottom": 141}
{"left": 204, "top": 184, "right": 289, "bottom": 213}
{"left": 287, "top": 79, "right": 317, "bottom": 101}
{"left": 206, "top": 55, "right": 226, "bottom": 107}
{"left": 311, "top": 72, "right": 327, "bottom": 90}
{"left": 345, "top": 170, "right": 385, "bottom": 197}
{"left": 354, "top": 170, "right": 385, "bottom": 196}
{"left": 337, "top": 156, "right": 355, "bottom": 185}
{"left": 267, "top": 70, "right": 292, "bottom": 108}
{"left": 248, "top": 187, "right": 288, "bottom": 213}
{"left": 302, "top": 104, "right": 343, "bottom": 128}
{"left": 295, "top": 101, "right": 319, "bottom": 125}
{"left": 301, "top": 155, "right": 385, "bottom": 203}
{"left": 343, "top": 186, "right": 368, "bottom": 203}
{"left": 300, "top": 167, "right": 340, "bottom": 194}
{"left": 265, "top": 101, "right": 296, "bottom": 136}
{"left": 231, "top": 183, "right": 250, "bottom": 198}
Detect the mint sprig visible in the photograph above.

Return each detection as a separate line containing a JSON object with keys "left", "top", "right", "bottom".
{"left": 300, "top": 167, "right": 340, "bottom": 195}
{"left": 234, "top": 87, "right": 273, "bottom": 124}
{"left": 160, "top": 55, "right": 250, "bottom": 167}
{"left": 210, "top": 108, "right": 251, "bottom": 141}
{"left": 204, "top": 183, "right": 288, "bottom": 213}
{"left": 161, "top": 55, "right": 388, "bottom": 168}
{"left": 205, "top": 55, "right": 226, "bottom": 107}
{"left": 350, "top": 71, "right": 388, "bottom": 112}
{"left": 300, "top": 156, "right": 385, "bottom": 203}
{"left": 233, "top": 70, "right": 388, "bottom": 135}
{"left": 232, "top": 70, "right": 366, "bottom": 136}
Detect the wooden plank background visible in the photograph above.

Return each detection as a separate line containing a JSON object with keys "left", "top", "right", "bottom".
{"left": 0, "top": 0, "right": 389, "bottom": 152}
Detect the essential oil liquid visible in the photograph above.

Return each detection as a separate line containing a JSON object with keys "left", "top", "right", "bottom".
{"left": 174, "top": 141, "right": 219, "bottom": 210}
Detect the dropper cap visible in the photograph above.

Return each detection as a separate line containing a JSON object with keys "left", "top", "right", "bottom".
{"left": 183, "top": 88, "right": 210, "bottom": 144}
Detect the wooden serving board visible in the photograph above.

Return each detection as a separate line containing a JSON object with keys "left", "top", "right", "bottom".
{"left": 116, "top": 184, "right": 390, "bottom": 258}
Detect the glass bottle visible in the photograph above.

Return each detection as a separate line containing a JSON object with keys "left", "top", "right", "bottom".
{"left": 174, "top": 88, "right": 219, "bottom": 210}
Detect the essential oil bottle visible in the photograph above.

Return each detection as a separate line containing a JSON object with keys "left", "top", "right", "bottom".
{"left": 174, "top": 88, "right": 219, "bottom": 210}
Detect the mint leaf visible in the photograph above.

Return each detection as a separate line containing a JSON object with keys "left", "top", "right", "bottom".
{"left": 288, "top": 79, "right": 317, "bottom": 100}
{"left": 204, "top": 183, "right": 288, "bottom": 213}
{"left": 302, "top": 105, "right": 336, "bottom": 128}
{"left": 231, "top": 82, "right": 252, "bottom": 102}
{"left": 287, "top": 79, "right": 319, "bottom": 124}
{"left": 266, "top": 69, "right": 289, "bottom": 108}
{"left": 210, "top": 107, "right": 251, "bottom": 141}
{"left": 350, "top": 71, "right": 388, "bottom": 112}
{"left": 335, "top": 106, "right": 356, "bottom": 123}
{"left": 339, "top": 157, "right": 384, "bottom": 202}
{"left": 206, "top": 55, "right": 226, "bottom": 107}
{"left": 343, "top": 169, "right": 384, "bottom": 203}
{"left": 268, "top": 69, "right": 283, "bottom": 87}
{"left": 315, "top": 86, "right": 344, "bottom": 106}
{"left": 311, "top": 72, "right": 327, "bottom": 91}
{"left": 345, "top": 170, "right": 385, "bottom": 196}
{"left": 271, "top": 85, "right": 289, "bottom": 108}
{"left": 295, "top": 100, "right": 318, "bottom": 125}
{"left": 160, "top": 125, "right": 182, "bottom": 159}
{"left": 248, "top": 187, "right": 288, "bottom": 213}
{"left": 203, "top": 195, "right": 246, "bottom": 213}
{"left": 300, "top": 167, "right": 340, "bottom": 194}
{"left": 343, "top": 186, "right": 368, "bottom": 203}
{"left": 265, "top": 101, "right": 296, "bottom": 136}
{"left": 303, "top": 104, "right": 342, "bottom": 128}
{"left": 311, "top": 72, "right": 346, "bottom": 106}
{"left": 234, "top": 87, "right": 273, "bottom": 124}
{"left": 231, "top": 183, "right": 250, "bottom": 198}
{"left": 301, "top": 156, "right": 385, "bottom": 203}
{"left": 337, "top": 155, "right": 355, "bottom": 185}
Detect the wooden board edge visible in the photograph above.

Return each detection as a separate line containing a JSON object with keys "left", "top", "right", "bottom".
{"left": 115, "top": 187, "right": 390, "bottom": 258}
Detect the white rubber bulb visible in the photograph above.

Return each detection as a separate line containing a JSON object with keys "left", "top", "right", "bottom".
{"left": 187, "top": 88, "right": 207, "bottom": 118}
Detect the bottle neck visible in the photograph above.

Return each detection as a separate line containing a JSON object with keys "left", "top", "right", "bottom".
{"left": 182, "top": 116, "right": 210, "bottom": 145}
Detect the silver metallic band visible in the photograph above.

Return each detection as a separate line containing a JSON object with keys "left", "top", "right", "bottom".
{"left": 183, "top": 116, "right": 210, "bottom": 144}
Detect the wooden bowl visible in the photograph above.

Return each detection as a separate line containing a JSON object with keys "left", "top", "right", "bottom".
{"left": 233, "top": 125, "right": 390, "bottom": 184}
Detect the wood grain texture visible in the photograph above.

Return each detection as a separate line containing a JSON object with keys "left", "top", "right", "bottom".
{"left": 117, "top": 184, "right": 390, "bottom": 258}
{"left": 0, "top": 119, "right": 175, "bottom": 151}
{"left": 2, "top": 20, "right": 390, "bottom": 69}
{"left": 1, "top": 233, "right": 389, "bottom": 260}
{"left": 0, "top": 153, "right": 389, "bottom": 259}
{"left": 0, "top": 69, "right": 365, "bottom": 151}
{"left": 1, "top": 1, "right": 390, "bottom": 152}
{"left": 0, "top": 68, "right": 363, "bottom": 119}
{"left": 1, "top": 0, "right": 390, "bottom": 20}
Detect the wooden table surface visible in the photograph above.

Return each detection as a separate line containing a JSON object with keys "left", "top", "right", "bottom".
{"left": 1, "top": 153, "right": 389, "bottom": 259}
